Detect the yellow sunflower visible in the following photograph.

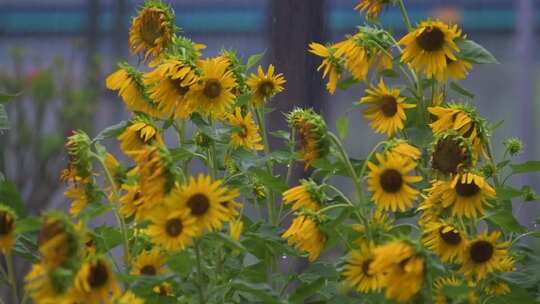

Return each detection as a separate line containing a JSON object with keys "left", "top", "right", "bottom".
{"left": 105, "top": 66, "right": 160, "bottom": 117}
{"left": 367, "top": 152, "right": 422, "bottom": 212}
{"left": 146, "top": 207, "right": 200, "bottom": 252}
{"left": 309, "top": 42, "right": 342, "bottom": 94}
{"left": 134, "top": 147, "right": 172, "bottom": 214}
{"left": 118, "top": 120, "right": 163, "bottom": 157}
{"left": 189, "top": 57, "right": 237, "bottom": 116}
{"left": 226, "top": 107, "right": 264, "bottom": 151}
{"left": 129, "top": 3, "right": 174, "bottom": 61}
{"left": 399, "top": 20, "right": 462, "bottom": 79}
{"left": 65, "top": 182, "right": 95, "bottom": 218}
{"left": 144, "top": 59, "right": 199, "bottom": 119}
{"left": 333, "top": 35, "right": 370, "bottom": 81}
{"left": 282, "top": 179, "right": 323, "bottom": 211}
{"left": 131, "top": 249, "right": 167, "bottom": 276}
{"left": 220, "top": 192, "right": 242, "bottom": 221}
{"left": 484, "top": 281, "right": 511, "bottom": 296}
{"left": 354, "top": 0, "right": 390, "bottom": 19}
{"left": 229, "top": 219, "right": 244, "bottom": 241}
{"left": 72, "top": 258, "right": 120, "bottom": 304}
{"left": 117, "top": 291, "right": 145, "bottom": 304}
{"left": 417, "top": 190, "right": 445, "bottom": 228}
{"left": 359, "top": 79, "right": 416, "bottom": 137}
{"left": 343, "top": 241, "right": 385, "bottom": 293}
{"left": 386, "top": 140, "right": 422, "bottom": 161}
{"left": 437, "top": 57, "right": 472, "bottom": 81}
{"left": 370, "top": 241, "right": 424, "bottom": 303}
{"left": 172, "top": 175, "right": 237, "bottom": 231}
{"left": 282, "top": 214, "right": 326, "bottom": 261}
{"left": 422, "top": 221, "right": 467, "bottom": 263}
{"left": 439, "top": 172, "right": 495, "bottom": 218}
{"left": 153, "top": 282, "right": 173, "bottom": 296}
{"left": 246, "top": 64, "right": 286, "bottom": 106}
{"left": 433, "top": 276, "right": 463, "bottom": 304}
{"left": 460, "top": 231, "right": 513, "bottom": 280}
{"left": 118, "top": 183, "right": 145, "bottom": 220}
{"left": 287, "top": 108, "right": 330, "bottom": 169}
{"left": 25, "top": 263, "right": 70, "bottom": 304}
{"left": 0, "top": 206, "right": 16, "bottom": 253}
{"left": 37, "top": 215, "right": 79, "bottom": 269}
{"left": 431, "top": 133, "right": 473, "bottom": 175}
{"left": 353, "top": 208, "right": 393, "bottom": 235}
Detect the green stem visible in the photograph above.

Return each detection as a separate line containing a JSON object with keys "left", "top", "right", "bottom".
{"left": 357, "top": 141, "right": 386, "bottom": 186}
{"left": 278, "top": 128, "right": 297, "bottom": 221}
{"left": 207, "top": 119, "right": 218, "bottom": 180}
{"left": 173, "top": 119, "right": 189, "bottom": 180}
{"left": 5, "top": 252, "right": 19, "bottom": 304}
{"left": 194, "top": 240, "right": 206, "bottom": 304}
{"left": 254, "top": 106, "right": 276, "bottom": 225}
{"left": 397, "top": 0, "right": 413, "bottom": 31}
{"left": 484, "top": 140, "right": 501, "bottom": 187}
{"left": 92, "top": 153, "right": 131, "bottom": 267}
{"left": 325, "top": 184, "right": 371, "bottom": 237}
{"left": 327, "top": 132, "right": 364, "bottom": 203}
{"left": 316, "top": 203, "right": 351, "bottom": 215}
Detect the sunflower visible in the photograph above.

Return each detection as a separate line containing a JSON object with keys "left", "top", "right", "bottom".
{"left": 131, "top": 249, "right": 167, "bottom": 276}
{"left": 370, "top": 241, "right": 424, "bottom": 302}
{"left": 287, "top": 108, "right": 330, "bottom": 169}
{"left": 282, "top": 179, "right": 324, "bottom": 211}
{"left": 399, "top": 20, "right": 462, "bottom": 79}
{"left": 439, "top": 172, "right": 495, "bottom": 218}
{"left": 309, "top": 42, "right": 342, "bottom": 94}
{"left": 146, "top": 207, "right": 200, "bottom": 252}
{"left": 25, "top": 263, "right": 70, "bottom": 304}
{"left": 105, "top": 65, "right": 160, "bottom": 117}
{"left": 437, "top": 57, "right": 472, "bottom": 81}
{"left": 353, "top": 208, "right": 393, "bottom": 235}
{"left": 172, "top": 175, "right": 237, "bottom": 231}
{"left": 134, "top": 147, "right": 174, "bottom": 213}
{"left": 417, "top": 190, "right": 445, "bottom": 228}
{"left": 118, "top": 183, "right": 145, "bottom": 220}
{"left": 72, "top": 258, "right": 120, "bottom": 304}
{"left": 354, "top": 0, "right": 390, "bottom": 19}
{"left": 37, "top": 215, "right": 79, "bottom": 269}
{"left": 144, "top": 59, "right": 199, "bottom": 119}
{"left": 343, "top": 241, "right": 385, "bottom": 293}
{"left": 226, "top": 107, "right": 264, "bottom": 151}
{"left": 428, "top": 104, "right": 484, "bottom": 157}
{"left": 246, "top": 64, "right": 285, "bottom": 106}
{"left": 117, "top": 291, "right": 145, "bottom": 304}
{"left": 367, "top": 152, "right": 422, "bottom": 212}
{"left": 386, "top": 139, "right": 422, "bottom": 161}
{"left": 359, "top": 79, "right": 416, "bottom": 137}
{"left": 431, "top": 132, "right": 473, "bottom": 175}
{"left": 484, "top": 281, "right": 511, "bottom": 296}
{"left": 460, "top": 231, "right": 512, "bottom": 280}
{"left": 129, "top": 3, "right": 174, "bottom": 61}
{"left": 189, "top": 57, "right": 237, "bottom": 116}
{"left": 65, "top": 182, "right": 97, "bottom": 218}
{"left": 118, "top": 119, "right": 163, "bottom": 157}
{"left": 0, "top": 206, "right": 16, "bottom": 253}
{"left": 422, "top": 221, "right": 467, "bottom": 263}
{"left": 220, "top": 192, "right": 242, "bottom": 221}
{"left": 333, "top": 35, "right": 370, "bottom": 82}
{"left": 433, "top": 276, "right": 463, "bottom": 304}
{"left": 282, "top": 214, "right": 326, "bottom": 261}
{"left": 153, "top": 282, "right": 173, "bottom": 296}
{"left": 229, "top": 219, "right": 244, "bottom": 241}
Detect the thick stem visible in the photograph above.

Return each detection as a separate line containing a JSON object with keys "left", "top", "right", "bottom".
{"left": 327, "top": 132, "right": 364, "bottom": 203}
{"left": 254, "top": 107, "right": 276, "bottom": 224}
{"left": 397, "top": 0, "right": 413, "bottom": 31}
{"left": 5, "top": 252, "right": 19, "bottom": 304}
{"left": 194, "top": 240, "right": 206, "bottom": 304}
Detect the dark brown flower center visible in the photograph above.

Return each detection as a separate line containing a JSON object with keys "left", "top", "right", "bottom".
{"left": 140, "top": 265, "right": 157, "bottom": 276}
{"left": 432, "top": 137, "right": 467, "bottom": 175}
{"left": 379, "top": 169, "right": 403, "bottom": 193}
{"left": 165, "top": 218, "right": 183, "bottom": 237}
{"left": 416, "top": 27, "right": 445, "bottom": 52}
{"left": 88, "top": 262, "right": 109, "bottom": 288}
{"left": 455, "top": 180, "right": 480, "bottom": 197}
{"left": 379, "top": 96, "right": 398, "bottom": 117}
{"left": 220, "top": 201, "right": 230, "bottom": 208}
{"left": 37, "top": 220, "right": 64, "bottom": 247}
{"left": 187, "top": 193, "right": 210, "bottom": 216}
{"left": 438, "top": 226, "right": 462, "bottom": 245}
{"left": 470, "top": 240, "right": 494, "bottom": 263}
{"left": 203, "top": 79, "right": 222, "bottom": 99}
{"left": 140, "top": 9, "right": 165, "bottom": 47}
{"left": 0, "top": 212, "right": 14, "bottom": 235}
{"left": 258, "top": 81, "right": 274, "bottom": 97}
{"left": 362, "top": 259, "right": 373, "bottom": 277}
{"left": 238, "top": 124, "right": 249, "bottom": 138}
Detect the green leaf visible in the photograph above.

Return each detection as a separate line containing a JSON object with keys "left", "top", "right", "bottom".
{"left": 210, "top": 232, "right": 247, "bottom": 252}
{"left": 167, "top": 250, "right": 194, "bottom": 275}
{"left": 92, "top": 121, "right": 128, "bottom": 142}
{"left": 231, "top": 280, "right": 280, "bottom": 304}
{"left": 0, "top": 104, "right": 9, "bottom": 131}
{"left": 15, "top": 217, "right": 42, "bottom": 234}
{"left": 248, "top": 167, "right": 287, "bottom": 193}
{"left": 93, "top": 226, "right": 123, "bottom": 252}
{"left": 79, "top": 202, "right": 110, "bottom": 221}
{"left": 486, "top": 209, "right": 525, "bottom": 233}
{"left": 337, "top": 76, "right": 359, "bottom": 90}
{"left": 449, "top": 81, "right": 475, "bottom": 99}
{"left": 510, "top": 161, "right": 540, "bottom": 174}
{"left": 246, "top": 51, "right": 265, "bottom": 70}
{"left": 336, "top": 115, "right": 349, "bottom": 140}
{"left": 0, "top": 91, "right": 21, "bottom": 104}
{"left": 456, "top": 38, "right": 499, "bottom": 64}
{"left": 496, "top": 186, "right": 523, "bottom": 201}
{"left": 489, "top": 284, "right": 537, "bottom": 304}
{"left": 0, "top": 180, "right": 27, "bottom": 218}
{"left": 289, "top": 277, "right": 326, "bottom": 302}
{"left": 269, "top": 130, "right": 290, "bottom": 141}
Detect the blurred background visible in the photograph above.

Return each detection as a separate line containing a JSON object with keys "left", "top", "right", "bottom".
{"left": 0, "top": 0, "right": 538, "bottom": 228}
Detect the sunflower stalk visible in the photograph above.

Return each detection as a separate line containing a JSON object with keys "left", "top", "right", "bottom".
{"left": 396, "top": 0, "right": 413, "bottom": 31}
{"left": 194, "top": 240, "right": 206, "bottom": 304}
{"left": 5, "top": 252, "right": 19, "bottom": 304}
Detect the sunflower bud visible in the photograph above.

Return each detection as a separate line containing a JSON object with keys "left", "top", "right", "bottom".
{"left": 0, "top": 205, "right": 16, "bottom": 254}
{"left": 253, "top": 183, "right": 267, "bottom": 201}
{"left": 521, "top": 186, "right": 538, "bottom": 202}
{"left": 195, "top": 131, "right": 212, "bottom": 148}
{"left": 65, "top": 130, "right": 93, "bottom": 179}
{"left": 503, "top": 137, "right": 524, "bottom": 157}
{"left": 430, "top": 132, "right": 473, "bottom": 175}
{"left": 287, "top": 108, "right": 330, "bottom": 169}
{"left": 37, "top": 212, "right": 80, "bottom": 270}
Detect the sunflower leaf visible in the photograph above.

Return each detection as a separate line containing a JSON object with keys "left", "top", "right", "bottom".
{"left": 456, "top": 38, "right": 499, "bottom": 64}
{"left": 510, "top": 160, "right": 540, "bottom": 174}
{"left": 450, "top": 81, "right": 475, "bottom": 99}
{"left": 246, "top": 51, "right": 265, "bottom": 70}
{"left": 485, "top": 209, "right": 526, "bottom": 233}
{"left": 0, "top": 180, "right": 27, "bottom": 218}
{"left": 92, "top": 120, "right": 128, "bottom": 142}
{"left": 336, "top": 115, "right": 349, "bottom": 140}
